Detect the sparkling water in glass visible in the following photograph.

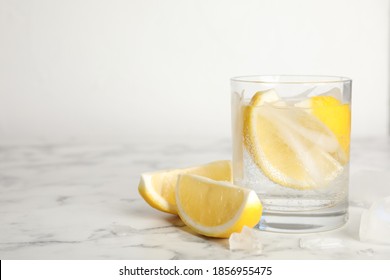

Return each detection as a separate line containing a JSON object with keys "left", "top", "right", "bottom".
{"left": 231, "top": 75, "right": 352, "bottom": 233}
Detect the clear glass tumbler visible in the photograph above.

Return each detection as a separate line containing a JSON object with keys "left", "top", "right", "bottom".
{"left": 231, "top": 75, "right": 352, "bottom": 233}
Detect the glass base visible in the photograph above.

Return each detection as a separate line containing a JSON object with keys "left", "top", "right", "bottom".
{"left": 257, "top": 204, "right": 349, "bottom": 233}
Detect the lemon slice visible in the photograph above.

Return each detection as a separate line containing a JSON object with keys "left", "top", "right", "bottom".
{"left": 176, "top": 174, "right": 262, "bottom": 238}
{"left": 138, "top": 160, "right": 232, "bottom": 214}
{"left": 307, "top": 96, "right": 351, "bottom": 158}
{"left": 244, "top": 91, "right": 346, "bottom": 189}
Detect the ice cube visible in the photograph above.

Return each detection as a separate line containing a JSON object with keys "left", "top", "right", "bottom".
{"left": 229, "top": 226, "right": 263, "bottom": 252}
{"left": 319, "top": 87, "right": 342, "bottom": 101}
{"left": 294, "top": 87, "right": 342, "bottom": 106}
{"left": 299, "top": 238, "right": 345, "bottom": 249}
{"left": 260, "top": 89, "right": 280, "bottom": 103}
{"left": 359, "top": 196, "right": 390, "bottom": 245}
{"left": 289, "top": 88, "right": 315, "bottom": 107}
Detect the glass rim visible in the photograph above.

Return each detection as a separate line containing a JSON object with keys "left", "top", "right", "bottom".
{"left": 230, "top": 75, "right": 352, "bottom": 84}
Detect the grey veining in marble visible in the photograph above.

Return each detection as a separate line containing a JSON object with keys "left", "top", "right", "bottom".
{"left": 0, "top": 138, "right": 390, "bottom": 259}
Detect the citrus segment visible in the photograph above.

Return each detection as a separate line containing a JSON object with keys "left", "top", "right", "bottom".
{"left": 138, "top": 160, "right": 232, "bottom": 214}
{"left": 176, "top": 174, "right": 262, "bottom": 238}
{"left": 244, "top": 91, "right": 348, "bottom": 189}
{"left": 309, "top": 96, "right": 351, "bottom": 157}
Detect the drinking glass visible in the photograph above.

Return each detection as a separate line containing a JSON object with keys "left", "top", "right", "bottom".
{"left": 231, "top": 75, "right": 352, "bottom": 233}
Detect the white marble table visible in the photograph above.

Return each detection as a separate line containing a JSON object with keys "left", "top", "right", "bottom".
{"left": 1, "top": 137, "right": 390, "bottom": 259}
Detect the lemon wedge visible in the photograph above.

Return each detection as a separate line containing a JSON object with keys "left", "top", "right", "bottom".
{"left": 138, "top": 160, "right": 232, "bottom": 214}
{"left": 244, "top": 91, "right": 348, "bottom": 189}
{"left": 308, "top": 96, "right": 351, "bottom": 157}
{"left": 176, "top": 174, "right": 262, "bottom": 238}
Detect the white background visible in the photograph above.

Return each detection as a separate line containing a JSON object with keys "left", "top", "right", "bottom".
{"left": 0, "top": 0, "right": 388, "bottom": 144}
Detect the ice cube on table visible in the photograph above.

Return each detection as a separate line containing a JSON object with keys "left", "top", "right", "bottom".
{"left": 360, "top": 196, "right": 390, "bottom": 245}
{"left": 299, "top": 238, "right": 345, "bottom": 249}
{"left": 229, "top": 226, "right": 263, "bottom": 252}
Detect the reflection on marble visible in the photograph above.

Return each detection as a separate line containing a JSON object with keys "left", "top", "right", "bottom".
{"left": 0, "top": 138, "right": 390, "bottom": 259}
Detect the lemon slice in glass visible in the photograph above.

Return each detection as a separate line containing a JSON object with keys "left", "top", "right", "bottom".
{"left": 244, "top": 91, "right": 348, "bottom": 189}
{"left": 302, "top": 96, "right": 351, "bottom": 158}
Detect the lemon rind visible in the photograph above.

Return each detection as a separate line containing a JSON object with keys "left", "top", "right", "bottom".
{"left": 176, "top": 174, "right": 262, "bottom": 238}
{"left": 244, "top": 92, "right": 346, "bottom": 190}
{"left": 138, "top": 160, "right": 232, "bottom": 215}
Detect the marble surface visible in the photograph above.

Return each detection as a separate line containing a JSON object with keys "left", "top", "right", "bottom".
{"left": 1, "top": 137, "right": 390, "bottom": 260}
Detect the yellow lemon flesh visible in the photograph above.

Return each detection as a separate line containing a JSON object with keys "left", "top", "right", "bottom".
{"left": 309, "top": 96, "right": 351, "bottom": 157}
{"left": 176, "top": 174, "right": 262, "bottom": 238}
{"left": 243, "top": 91, "right": 350, "bottom": 190}
{"left": 138, "top": 160, "right": 232, "bottom": 214}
